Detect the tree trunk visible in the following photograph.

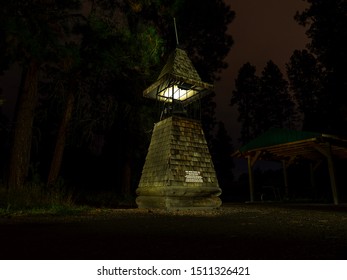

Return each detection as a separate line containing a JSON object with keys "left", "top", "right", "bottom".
{"left": 47, "top": 91, "right": 75, "bottom": 187}
{"left": 121, "top": 153, "right": 132, "bottom": 196}
{"left": 6, "top": 59, "right": 39, "bottom": 190}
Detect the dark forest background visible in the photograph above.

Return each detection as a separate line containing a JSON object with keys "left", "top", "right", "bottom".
{"left": 1, "top": 0, "right": 347, "bottom": 209}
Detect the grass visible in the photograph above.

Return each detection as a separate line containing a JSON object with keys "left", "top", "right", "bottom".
{"left": 1, "top": 183, "right": 80, "bottom": 216}
{"left": 0, "top": 182, "right": 136, "bottom": 217}
{"left": 75, "top": 191, "right": 136, "bottom": 208}
{"left": 0, "top": 205, "right": 92, "bottom": 217}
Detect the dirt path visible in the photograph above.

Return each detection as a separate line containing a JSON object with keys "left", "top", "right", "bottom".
{"left": 1, "top": 204, "right": 347, "bottom": 260}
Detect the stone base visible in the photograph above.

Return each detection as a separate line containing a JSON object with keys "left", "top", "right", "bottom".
{"left": 136, "top": 195, "right": 222, "bottom": 209}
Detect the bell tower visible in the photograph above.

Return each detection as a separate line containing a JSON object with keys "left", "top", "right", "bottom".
{"left": 136, "top": 47, "right": 221, "bottom": 209}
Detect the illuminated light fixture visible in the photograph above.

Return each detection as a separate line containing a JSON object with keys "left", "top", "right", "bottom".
{"left": 143, "top": 48, "right": 213, "bottom": 106}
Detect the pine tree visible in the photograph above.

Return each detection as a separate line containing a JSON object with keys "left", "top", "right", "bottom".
{"left": 295, "top": 0, "right": 347, "bottom": 134}
{"left": 256, "top": 60, "right": 296, "bottom": 135}
{"left": 231, "top": 62, "right": 259, "bottom": 144}
{"left": 286, "top": 49, "right": 326, "bottom": 131}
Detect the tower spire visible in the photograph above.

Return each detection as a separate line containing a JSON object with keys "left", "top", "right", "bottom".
{"left": 173, "top": 17, "right": 179, "bottom": 46}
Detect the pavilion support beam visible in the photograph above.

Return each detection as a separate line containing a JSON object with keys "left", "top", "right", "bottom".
{"left": 309, "top": 162, "right": 315, "bottom": 190}
{"left": 326, "top": 144, "right": 339, "bottom": 205}
{"left": 309, "top": 160, "right": 322, "bottom": 195}
{"left": 313, "top": 143, "right": 339, "bottom": 205}
{"left": 282, "top": 160, "right": 289, "bottom": 199}
{"left": 247, "top": 151, "right": 262, "bottom": 202}
{"left": 282, "top": 156, "right": 296, "bottom": 198}
{"left": 282, "top": 156, "right": 295, "bottom": 199}
{"left": 247, "top": 156, "right": 254, "bottom": 202}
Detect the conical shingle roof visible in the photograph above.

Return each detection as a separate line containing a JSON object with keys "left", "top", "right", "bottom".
{"left": 157, "top": 48, "right": 202, "bottom": 82}
{"left": 143, "top": 48, "right": 213, "bottom": 105}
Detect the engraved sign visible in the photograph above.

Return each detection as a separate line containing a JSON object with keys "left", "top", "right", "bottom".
{"left": 185, "top": 171, "right": 203, "bottom": 183}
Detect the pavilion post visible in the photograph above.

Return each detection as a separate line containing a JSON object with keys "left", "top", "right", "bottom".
{"left": 310, "top": 162, "right": 319, "bottom": 193}
{"left": 313, "top": 143, "right": 339, "bottom": 205}
{"left": 309, "top": 162, "right": 315, "bottom": 195}
{"left": 247, "top": 155, "right": 255, "bottom": 202}
{"left": 310, "top": 160, "right": 322, "bottom": 199}
{"left": 326, "top": 143, "right": 339, "bottom": 205}
{"left": 282, "top": 160, "right": 289, "bottom": 199}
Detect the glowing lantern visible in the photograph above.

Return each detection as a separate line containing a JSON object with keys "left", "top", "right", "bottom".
{"left": 143, "top": 48, "right": 213, "bottom": 117}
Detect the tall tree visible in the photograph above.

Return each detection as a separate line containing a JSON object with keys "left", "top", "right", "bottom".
{"left": 295, "top": 0, "right": 347, "bottom": 134}
{"left": 286, "top": 49, "right": 326, "bottom": 131}
{"left": 231, "top": 62, "right": 259, "bottom": 144}
{"left": 45, "top": 57, "right": 80, "bottom": 188}
{"left": 256, "top": 60, "right": 296, "bottom": 135}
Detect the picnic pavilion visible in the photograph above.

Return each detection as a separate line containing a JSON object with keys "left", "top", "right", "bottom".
{"left": 232, "top": 128, "right": 347, "bottom": 205}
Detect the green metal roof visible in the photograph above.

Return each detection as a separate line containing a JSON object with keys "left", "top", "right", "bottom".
{"left": 232, "top": 128, "right": 347, "bottom": 162}
{"left": 238, "top": 128, "right": 322, "bottom": 153}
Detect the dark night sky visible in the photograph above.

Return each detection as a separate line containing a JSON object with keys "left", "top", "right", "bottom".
{"left": 215, "top": 0, "right": 309, "bottom": 148}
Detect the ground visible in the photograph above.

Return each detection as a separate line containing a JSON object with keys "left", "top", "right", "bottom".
{"left": 1, "top": 203, "right": 347, "bottom": 260}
